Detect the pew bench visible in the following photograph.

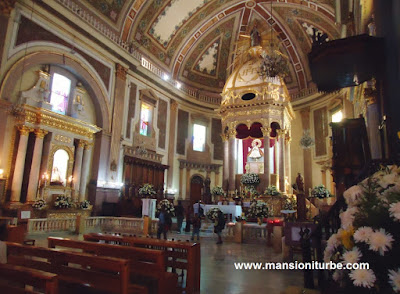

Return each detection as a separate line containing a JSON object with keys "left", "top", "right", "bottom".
{"left": 0, "top": 263, "right": 58, "bottom": 294}
{"left": 5, "top": 242, "right": 147, "bottom": 294}
{"left": 48, "top": 237, "right": 179, "bottom": 294}
{"left": 84, "top": 233, "right": 200, "bottom": 294}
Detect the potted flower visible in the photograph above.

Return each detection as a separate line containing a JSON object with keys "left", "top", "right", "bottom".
{"left": 156, "top": 199, "right": 175, "bottom": 217}
{"left": 264, "top": 185, "right": 281, "bottom": 196}
{"left": 246, "top": 200, "right": 269, "bottom": 225}
{"left": 138, "top": 183, "right": 157, "bottom": 198}
{"left": 310, "top": 184, "right": 333, "bottom": 207}
{"left": 79, "top": 199, "right": 91, "bottom": 210}
{"left": 53, "top": 195, "right": 73, "bottom": 209}
{"left": 324, "top": 165, "right": 400, "bottom": 293}
{"left": 241, "top": 173, "right": 260, "bottom": 185}
{"left": 206, "top": 207, "right": 222, "bottom": 222}
{"left": 32, "top": 199, "right": 47, "bottom": 210}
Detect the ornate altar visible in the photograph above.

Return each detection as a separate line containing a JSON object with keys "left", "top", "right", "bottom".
{"left": 219, "top": 36, "right": 294, "bottom": 193}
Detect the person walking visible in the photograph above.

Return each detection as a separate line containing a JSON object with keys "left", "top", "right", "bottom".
{"left": 214, "top": 211, "right": 226, "bottom": 244}
{"left": 175, "top": 201, "right": 185, "bottom": 234}
{"left": 191, "top": 213, "right": 201, "bottom": 241}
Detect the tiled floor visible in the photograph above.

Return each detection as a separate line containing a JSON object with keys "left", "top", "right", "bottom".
{"left": 29, "top": 229, "right": 304, "bottom": 294}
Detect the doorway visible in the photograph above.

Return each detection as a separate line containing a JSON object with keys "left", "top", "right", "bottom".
{"left": 190, "top": 175, "right": 204, "bottom": 204}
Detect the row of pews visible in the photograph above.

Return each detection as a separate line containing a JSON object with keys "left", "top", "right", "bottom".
{"left": 0, "top": 233, "right": 200, "bottom": 294}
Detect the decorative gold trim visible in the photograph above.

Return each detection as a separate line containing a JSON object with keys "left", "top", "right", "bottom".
{"left": 0, "top": 0, "right": 16, "bottom": 16}
{"left": 17, "top": 105, "right": 101, "bottom": 139}
{"left": 18, "top": 125, "right": 32, "bottom": 136}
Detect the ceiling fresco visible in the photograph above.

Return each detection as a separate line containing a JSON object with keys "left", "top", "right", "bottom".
{"left": 69, "top": 0, "right": 340, "bottom": 96}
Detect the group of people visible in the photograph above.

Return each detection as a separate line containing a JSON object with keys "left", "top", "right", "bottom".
{"left": 157, "top": 200, "right": 225, "bottom": 244}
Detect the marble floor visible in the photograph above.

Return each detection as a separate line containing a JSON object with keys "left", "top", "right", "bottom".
{"left": 29, "top": 229, "right": 305, "bottom": 294}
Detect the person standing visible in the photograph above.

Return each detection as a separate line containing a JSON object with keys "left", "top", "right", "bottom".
{"left": 157, "top": 207, "right": 168, "bottom": 240}
{"left": 191, "top": 213, "right": 201, "bottom": 241}
{"left": 175, "top": 201, "right": 185, "bottom": 234}
{"left": 214, "top": 211, "right": 226, "bottom": 244}
{"left": 185, "top": 205, "right": 193, "bottom": 232}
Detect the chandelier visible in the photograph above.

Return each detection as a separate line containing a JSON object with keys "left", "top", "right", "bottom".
{"left": 258, "top": 1, "right": 289, "bottom": 79}
{"left": 259, "top": 50, "right": 289, "bottom": 79}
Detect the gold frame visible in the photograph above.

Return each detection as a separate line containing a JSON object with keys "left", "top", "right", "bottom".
{"left": 47, "top": 144, "right": 75, "bottom": 186}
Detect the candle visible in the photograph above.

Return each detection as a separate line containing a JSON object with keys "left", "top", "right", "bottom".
{"left": 68, "top": 176, "right": 73, "bottom": 188}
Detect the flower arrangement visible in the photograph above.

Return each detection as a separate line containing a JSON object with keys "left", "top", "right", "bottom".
{"left": 283, "top": 196, "right": 297, "bottom": 210}
{"left": 241, "top": 173, "right": 260, "bottom": 185}
{"left": 138, "top": 183, "right": 157, "bottom": 197}
{"left": 32, "top": 199, "right": 47, "bottom": 210}
{"left": 244, "top": 184, "right": 259, "bottom": 198}
{"left": 324, "top": 165, "right": 400, "bottom": 293}
{"left": 311, "top": 184, "right": 331, "bottom": 199}
{"left": 156, "top": 199, "right": 175, "bottom": 216}
{"left": 53, "top": 195, "right": 73, "bottom": 209}
{"left": 206, "top": 207, "right": 222, "bottom": 221}
{"left": 264, "top": 185, "right": 281, "bottom": 196}
{"left": 246, "top": 200, "right": 269, "bottom": 220}
{"left": 79, "top": 199, "right": 91, "bottom": 209}
{"left": 211, "top": 186, "right": 224, "bottom": 196}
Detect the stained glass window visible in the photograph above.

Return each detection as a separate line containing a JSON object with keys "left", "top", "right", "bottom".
{"left": 140, "top": 103, "right": 151, "bottom": 136}
{"left": 193, "top": 124, "right": 206, "bottom": 152}
{"left": 50, "top": 73, "right": 71, "bottom": 115}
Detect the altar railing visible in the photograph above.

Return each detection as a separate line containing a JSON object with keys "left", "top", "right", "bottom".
{"left": 28, "top": 218, "right": 76, "bottom": 233}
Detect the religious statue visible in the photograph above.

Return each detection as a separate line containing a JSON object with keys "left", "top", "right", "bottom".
{"left": 250, "top": 25, "right": 261, "bottom": 47}
{"left": 248, "top": 139, "right": 263, "bottom": 160}
{"left": 295, "top": 172, "right": 304, "bottom": 193}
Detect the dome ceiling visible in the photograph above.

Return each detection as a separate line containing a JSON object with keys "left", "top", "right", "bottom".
{"left": 78, "top": 0, "right": 340, "bottom": 97}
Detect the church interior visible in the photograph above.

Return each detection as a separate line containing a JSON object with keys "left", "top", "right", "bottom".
{"left": 1, "top": 0, "right": 400, "bottom": 293}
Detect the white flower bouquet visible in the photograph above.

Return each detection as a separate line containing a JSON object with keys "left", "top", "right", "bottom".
{"left": 138, "top": 183, "right": 157, "bottom": 197}
{"left": 32, "top": 199, "right": 47, "bottom": 210}
{"left": 79, "top": 199, "right": 91, "bottom": 209}
{"left": 324, "top": 165, "right": 400, "bottom": 293}
{"left": 246, "top": 200, "right": 269, "bottom": 219}
{"left": 241, "top": 173, "right": 260, "bottom": 185}
{"left": 211, "top": 186, "right": 224, "bottom": 196}
{"left": 264, "top": 185, "right": 281, "bottom": 196}
{"left": 54, "top": 195, "right": 73, "bottom": 209}
{"left": 311, "top": 184, "right": 331, "bottom": 199}
{"left": 207, "top": 207, "right": 222, "bottom": 221}
{"left": 156, "top": 199, "right": 175, "bottom": 216}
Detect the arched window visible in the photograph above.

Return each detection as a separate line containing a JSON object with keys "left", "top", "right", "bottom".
{"left": 140, "top": 103, "right": 152, "bottom": 136}
{"left": 51, "top": 149, "right": 69, "bottom": 186}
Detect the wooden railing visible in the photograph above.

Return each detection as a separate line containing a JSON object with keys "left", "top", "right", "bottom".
{"left": 0, "top": 216, "right": 18, "bottom": 226}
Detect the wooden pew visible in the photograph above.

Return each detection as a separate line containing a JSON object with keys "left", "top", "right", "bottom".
{"left": 84, "top": 233, "right": 200, "bottom": 294}
{"left": 48, "top": 237, "right": 178, "bottom": 294}
{"left": 0, "top": 263, "right": 58, "bottom": 294}
{"left": 5, "top": 242, "right": 147, "bottom": 294}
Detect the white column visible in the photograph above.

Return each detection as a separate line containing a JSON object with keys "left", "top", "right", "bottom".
{"left": 79, "top": 142, "right": 92, "bottom": 202}
{"left": 279, "top": 130, "right": 286, "bottom": 192}
{"left": 262, "top": 127, "right": 271, "bottom": 187}
{"left": 73, "top": 140, "right": 84, "bottom": 201}
{"left": 285, "top": 132, "right": 292, "bottom": 193}
{"left": 11, "top": 126, "right": 31, "bottom": 202}
{"left": 223, "top": 136, "right": 229, "bottom": 191}
{"left": 228, "top": 129, "right": 236, "bottom": 193}
{"left": 26, "top": 129, "right": 48, "bottom": 202}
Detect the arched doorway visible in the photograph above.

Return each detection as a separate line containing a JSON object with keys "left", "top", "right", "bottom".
{"left": 190, "top": 175, "right": 204, "bottom": 204}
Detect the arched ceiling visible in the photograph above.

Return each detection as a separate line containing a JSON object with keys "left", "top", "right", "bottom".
{"left": 79, "top": 0, "right": 340, "bottom": 96}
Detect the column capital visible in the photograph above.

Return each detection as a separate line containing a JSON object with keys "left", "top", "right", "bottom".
{"left": 170, "top": 99, "right": 178, "bottom": 111}
{"left": 261, "top": 127, "right": 272, "bottom": 137}
{"left": 0, "top": 0, "right": 16, "bottom": 16}
{"left": 220, "top": 133, "right": 228, "bottom": 142}
{"left": 227, "top": 128, "right": 236, "bottom": 139}
{"left": 364, "top": 87, "right": 378, "bottom": 105}
{"left": 285, "top": 133, "right": 292, "bottom": 144}
{"left": 277, "top": 129, "right": 286, "bottom": 137}
{"left": 18, "top": 125, "right": 32, "bottom": 136}
{"left": 84, "top": 141, "right": 94, "bottom": 150}
{"left": 77, "top": 140, "right": 86, "bottom": 148}
{"left": 116, "top": 63, "right": 128, "bottom": 81}
{"left": 34, "top": 129, "right": 48, "bottom": 139}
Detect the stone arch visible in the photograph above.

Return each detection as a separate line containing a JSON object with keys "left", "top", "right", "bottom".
{"left": 0, "top": 51, "right": 111, "bottom": 132}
